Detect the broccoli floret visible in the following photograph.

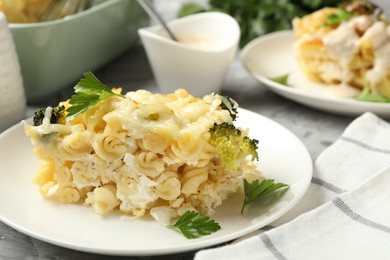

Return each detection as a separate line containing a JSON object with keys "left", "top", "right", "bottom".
{"left": 33, "top": 105, "right": 65, "bottom": 126}
{"left": 51, "top": 105, "right": 65, "bottom": 123}
{"left": 210, "top": 122, "right": 259, "bottom": 170}
{"left": 216, "top": 94, "right": 238, "bottom": 121}
{"left": 242, "top": 136, "right": 259, "bottom": 161}
{"left": 33, "top": 108, "right": 46, "bottom": 126}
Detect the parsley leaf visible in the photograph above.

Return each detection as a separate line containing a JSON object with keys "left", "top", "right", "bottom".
{"left": 241, "top": 179, "right": 289, "bottom": 214}
{"left": 66, "top": 72, "right": 124, "bottom": 122}
{"left": 272, "top": 74, "right": 289, "bottom": 86}
{"left": 357, "top": 86, "right": 390, "bottom": 103}
{"left": 169, "top": 211, "right": 221, "bottom": 239}
{"left": 323, "top": 8, "right": 353, "bottom": 27}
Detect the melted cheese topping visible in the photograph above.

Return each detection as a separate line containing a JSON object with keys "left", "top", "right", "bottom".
{"left": 24, "top": 89, "right": 260, "bottom": 225}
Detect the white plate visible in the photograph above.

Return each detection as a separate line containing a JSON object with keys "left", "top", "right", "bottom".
{"left": 241, "top": 30, "right": 390, "bottom": 117}
{"left": 0, "top": 108, "right": 312, "bottom": 256}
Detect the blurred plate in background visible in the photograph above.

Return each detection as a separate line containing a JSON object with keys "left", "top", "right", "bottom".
{"left": 241, "top": 31, "right": 390, "bottom": 118}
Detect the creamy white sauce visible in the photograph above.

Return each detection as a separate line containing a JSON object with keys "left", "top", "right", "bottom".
{"left": 318, "top": 16, "right": 390, "bottom": 96}
{"left": 177, "top": 34, "right": 221, "bottom": 51}
{"left": 362, "top": 21, "right": 388, "bottom": 47}
{"left": 157, "top": 30, "right": 222, "bottom": 51}
{"left": 354, "top": 15, "right": 373, "bottom": 31}
{"left": 325, "top": 84, "right": 361, "bottom": 98}
{"left": 323, "top": 18, "right": 361, "bottom": 83}
{"left": 288, "top": 66, "right": 360, "bottom": 99}
{"left": 360, "top": 21, "right": 390, "bottom": 88}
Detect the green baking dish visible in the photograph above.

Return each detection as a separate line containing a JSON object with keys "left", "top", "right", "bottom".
{"left": 8, "top": 0, "right": 148, "bottom": 103}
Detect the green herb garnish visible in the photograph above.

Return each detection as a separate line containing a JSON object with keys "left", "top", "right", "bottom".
{"left": 323, "top": 7, "right": 353, "bottom": 27}
{"left": 169, "top": 211, "right": 221, "bottom": 239}
{"left": 272, "top": 74, "right": 289, "bottom": 86}
{"left": 66, "top": 72, "right": 124, "bottom": 122}
{"left": 357, "top": 86, "right": 390, "bottom": 103}
{"left": 241, "top": 179, "right": 289, "bottom": 214}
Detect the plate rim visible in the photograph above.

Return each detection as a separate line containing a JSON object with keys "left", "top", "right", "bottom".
{"left": 240, "top": 30, "right": 390, "bottom": 116}
{"left": 0, "top": 108, "right": 313, "bottom": 256}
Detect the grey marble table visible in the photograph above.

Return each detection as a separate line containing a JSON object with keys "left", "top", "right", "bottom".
{"left": 1, "top": 43, "right": 355, "bottom": 260}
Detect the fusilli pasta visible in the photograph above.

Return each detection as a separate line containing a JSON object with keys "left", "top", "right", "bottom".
{"left": 24, "top": 89, "right": 260, "bottom": 225}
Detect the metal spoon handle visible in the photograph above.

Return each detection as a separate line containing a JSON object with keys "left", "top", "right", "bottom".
{"left": 137, "top": 0, "right": 178, "bottom": 41}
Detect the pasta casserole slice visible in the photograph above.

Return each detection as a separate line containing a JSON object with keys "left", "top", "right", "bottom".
{"left": 292, "top": 0, "right": 390, "bottom": 98}
{"left": 24, "top": 75, "right": 260, "bottom": 225}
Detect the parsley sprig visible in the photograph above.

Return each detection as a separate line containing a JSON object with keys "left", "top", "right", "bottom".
{"left": 323, "top": 8, "right": 353, "bottom": 27}
{"left": 66, "top": 72, "right": 124, "bottom": 121}
{"left": 272, "top": 74, "right": 289, "bottom": 86}
{"left": 241, "top": 179, "right": 289, "bottom": 214}
{"left": 169, "top": 211, "right": 221, "bottom": 239}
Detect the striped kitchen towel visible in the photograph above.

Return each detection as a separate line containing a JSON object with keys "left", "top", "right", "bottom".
{"left": 195, "top": 112, "right": 390, "bottom": 260}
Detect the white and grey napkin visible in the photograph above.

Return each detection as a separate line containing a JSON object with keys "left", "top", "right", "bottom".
{"left": 195, "top": 112, "right": 390, "bottom": 260}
